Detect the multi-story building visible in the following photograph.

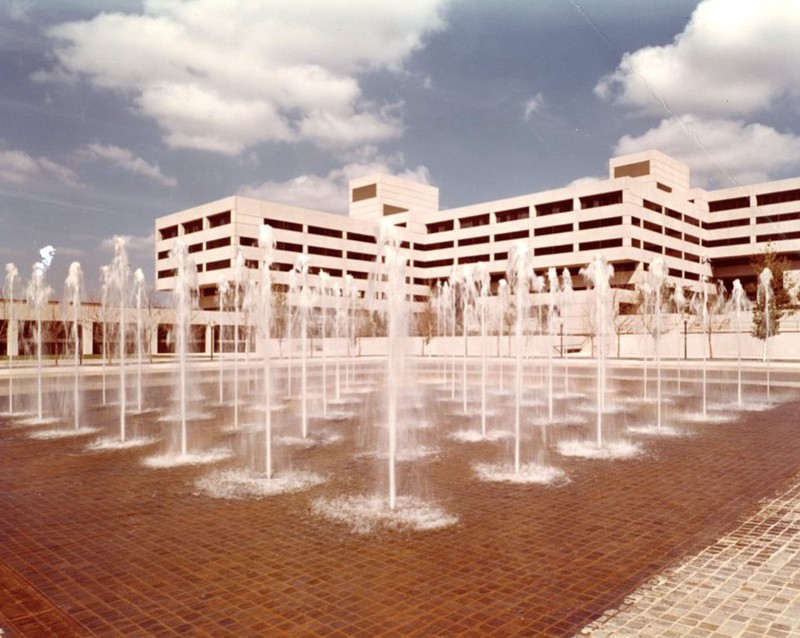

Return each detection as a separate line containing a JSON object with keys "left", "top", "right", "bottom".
{"left": 154, "top": 149, "right": 800, "bottom": 313}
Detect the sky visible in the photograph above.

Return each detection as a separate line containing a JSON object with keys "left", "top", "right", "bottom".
{"left": 3, "top": 0, "right": 800, "bottom": 296}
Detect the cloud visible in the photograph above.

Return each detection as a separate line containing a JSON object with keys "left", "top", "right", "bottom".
{"left": 614, "top": 115, "right": 800, "bottom": 187}
{"left": 522, "top": 93, "right": 543, "bottom": 121}
{"left": 595, "top": 0, "right": 800, "bottom": 118}
{"left": 240, "top": 150, "right": 432, "bottom": 213}
{"left": 37, "top": 0, "right": 447, "bottom": 155}
{"left": 83, "top": 143, "right": 176, "bottom": 187}
{"left": 0, "top": 144, "right": 80, "bottom": 187}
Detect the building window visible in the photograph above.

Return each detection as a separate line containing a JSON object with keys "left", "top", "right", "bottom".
{"left": 494, "top": 229, "right": 529, "bottom": 242}
{"left": 415, "top": 240, "right": 454, "bottom": 251}
{"left": 265, "top": 218, "right": 303, "bottom": 232}
{"left": 426, "top": 220, "right": 454, "bottom": 234}
{"left": 535, "top": 199, "right": 573, "bottom": 216}
{"left": 495, "top": 207, "right": 529, "bottom": 223}
{"left": 206, "top": 259, "right": 231, "bottom": 271}
{"left": 642, "top": 220, "right": 662, "bottom": 234}
{"left": 276, "top": 241, "right": 303, "bottom": 253}
{"left": 756, "top": 188, "right": 800, "bottom": 207}
{"left": 308, "top": 245, "right": 343, "bottom": 258}
{"left": 308, "top": 225, "right": 342, "bottom": 239}
{"left": 458, "top": 235, "right": 490, "bottom": 247}
{"left": 656, "top": 182, "right": 672, "bottom": 193}
{"left": 157, "top": 250, "right": 170, "bottom": 260}
{"left": 459, "top": 213, "right": 490, "bottom": 229}
{"left": 188, "top": 242, "right": 203, "bottom": 254}
{"left": 160, "top": 225, "right": 178, "bottom": 240}
{"left": 494, "top": 251, "right": 508, "bottom": 260}
{"left": 347, "top": 251, "right": 375, "bottom": 262}
{"left": 208, "top": 211, "right": 231, "bottom": 227}
{"left": 352, "top": 183, "right": 377, "bottom": 202}
{"left": 643, "top": 199, "right": 662, "bottom": 213}
{"left": 580, "top": 191, "right": 623, "bottom": 209}
{"left": 577, "top": 216, "right": 622, "bottom": 231}
{"left": 537, "top": 222, "right": 573, "bottom": 236}
{"left": 239, "top": 236, "right": 257, "bottom": 247}
{"left": 207, "top": 237, "right": 231, "bottom": 249}
{"left": 157, "top": 268, "right": 177, "bottom": 279}
{"left": 534, "top": 244, "right": 572, "bottom": 256}
{"left": 708, "top": 196, "right": 750, "bottom": 212}
{"left": 665, "top": 208, "right": 682, "bottom": 221}
{"left": 756, "top": 211, "right": 800, "bottom": 224}
{"left": 579, "top": 238, "right": 623, "bottom": 251}
{"left": 706, "top": 217, "right": 749, "bottom": 230}
{"left": 182, "top": 218, "right": 203, "bottom": 234}
{"left": 347, "top": 231, "right": 376, "bottom": 243}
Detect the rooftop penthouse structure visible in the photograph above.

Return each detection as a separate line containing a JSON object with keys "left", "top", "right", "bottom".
{"left": 154, "top": 150, "right": 800, "bottom": 309}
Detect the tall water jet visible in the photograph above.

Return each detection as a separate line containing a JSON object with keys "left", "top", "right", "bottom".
{"left": 457, "top": 265, "right": 476, "bottom": 414}
{"left": 100, "top": 265, "right": 111, "bottom": 405}
{"left": 377, "top": 221, "right": 407, "bottom": 510}
{"left": 730, "top": 279, "right": 749, "bottom": 408}
{"left": 172, "top": 239, "right": 198, "bottom": 455}
{"left": 232, "top": 250, "right": 246, "bottom": 429}
{"left": 449, "top": 268, "right": 458, "bottom": 400}
{"left": 546, "top": 267, "right": 559, "bottom": 421}
{"left": 293, "top": 255, "right": 311, "bottom": 438}
{"left": 560, "top": 269, "right": 573, "bottom": 397}
{"left": 343, "top": 274, "right": 357, "bottom": 391}
{"left": 758, "top": 267, "right": 774, "bottom": 401}
{"left": 692, "top": 272, "right": 710, "bottom": 419}
{"left": 580, "top": 254, "right": 614, "bottom": 447}
{"left": 286, "top": 268, "right": 297, "bottom": 398}
{"left": 508, "top": 241, "right": 532, "bottom": 472}
{"left": 4, "top": 263, "right": 19, "bottom": 414}
{"left": 133, "top": 268, "right": 146, "bottom": 412}
{"left": 476, "top": 263, "right": 489, "bottom": 435}
{"left": 497, "top": 278, "right": 508, "bottom": 391}
{"left": 647, "top": 257, "right": 668, "bottom": 431}
{"left": 216, "top": 276, "right": 230, "bottom": 404}
{"left": 258, "top": 225, "right": 275, "bottom": 477}
{"left": 672, "top": 285, "right": 687, "bottom": 394}
{"left": 109, "top": 237, "right": 130, "bottom": 441}
{"left": 64, "top": 262, "right": 83, "bottom": 430}
{"left": 319, "top": 270, "right": 331, "bottom": 417}
{"left": 25, "top": 262, "right": 52, "bottom": 422}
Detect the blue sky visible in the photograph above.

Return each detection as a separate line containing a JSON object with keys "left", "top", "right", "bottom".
{"left": 2, "top": 0, "right": 800, "bottom": 295}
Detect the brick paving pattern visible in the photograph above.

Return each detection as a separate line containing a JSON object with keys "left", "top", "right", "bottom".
{"left": 1, "top": 363, "right": 799, "bottom": 637}
{"left": 579, "top": 477, "right": 800, "bottom": 637}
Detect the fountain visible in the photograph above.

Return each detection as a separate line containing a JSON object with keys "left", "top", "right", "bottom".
{"left": 133, "top": 268, "right": 146, "bottom": 413}
{"left": 558, "top": 254, "right": 640, "bottom": 460}
{"left": 730, "top": 279, "right": 749, "bottom": 408}
{"left": 24, "top": 261, "right": 53, "bottom": 423}
{"left": 758, "top": 268, "right": 773, "bottom": 402}
{"left": 109, "top": 237, "right": 129, "bottom": 441}
{"left": 4, "top": 263, "right": 18, "bottom": 415}
{"left": 9, "top": 235, "right": 791, "bottom": 533}
{"left": 65, "top": 262, "right": 83, "bottom": 431}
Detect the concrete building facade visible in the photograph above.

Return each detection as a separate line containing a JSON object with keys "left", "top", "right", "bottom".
{"left": 154, "top": 149, "right": 800, "bottom": 312}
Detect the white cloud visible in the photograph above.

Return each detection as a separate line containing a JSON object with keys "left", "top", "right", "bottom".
{"left": 83, "top": 143, "right": 177, "bottom": 187}
{"left": 240, "top": 151, "right": 432, "bottom": 213}
{"left": 522, "top": 93, "right": 543, "bottom": 121}
{"left": 614, "top": 115, "right": 800, "bottom": 187}
{"left": 0, "top": 144, "right": 80, "bottom": 187}
{"left": 595, "top": 0, "right": 800, "bottom": 118}
{"left": 38, "top": 0, "right": 447, "bottom": 154}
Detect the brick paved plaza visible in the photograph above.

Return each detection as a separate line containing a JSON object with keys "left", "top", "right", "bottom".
{"left": 1, "top": 362, "right": 799, "bottom": 637}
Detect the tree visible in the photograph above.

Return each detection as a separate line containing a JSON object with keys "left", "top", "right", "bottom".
{"left": 750, "top": 243, "right": 795, "bottom": 340}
